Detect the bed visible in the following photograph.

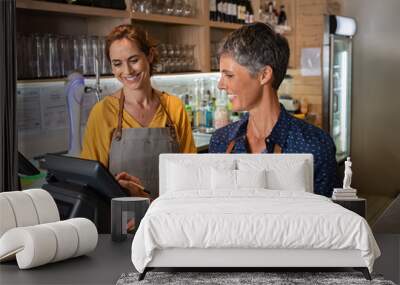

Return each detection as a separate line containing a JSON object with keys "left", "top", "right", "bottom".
{"left": 131, "top": 154, "right": 380, "bottom": 280}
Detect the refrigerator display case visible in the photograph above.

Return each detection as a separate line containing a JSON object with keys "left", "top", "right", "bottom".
{"left": 323, "top": 15, "right": 357, "bottom": 162}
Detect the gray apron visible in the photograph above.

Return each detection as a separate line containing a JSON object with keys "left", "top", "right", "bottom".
{"left": 109, "top": 90, "right": 180, "bottom": 198}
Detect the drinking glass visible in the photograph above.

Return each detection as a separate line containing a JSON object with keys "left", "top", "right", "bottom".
{"left": 73, "top": 36, "right": 83, "bottom": 74}
{"left": 80, "top": 35, "right": 91, "bottom": 75}
{"left": 183, "top": 0, "right": 195, "bottom": 17}
{"left": 137, "top": 0, "right": 152, "bottom": 13}
{"left": 152, "top": 0, "right": 163, "bottom": 14}
{"left": 16, "top": 34, "right": 26, "bottom": 79}
{"left": 90, "top": 36, "right": 100, "bottom": 76}
{"left": 48, "top": 34, "right": 61, "bottom": 77}
{"left": 173, "top": 0, "right": 184, "bottom": 16}
{"left": 163, "top": 0, "right": 174, "bottom": 15}
{"left": 59, "top": 35, "right": 74, "bottom": 77}
{"left": 99, "top": 37, "right": 110, "bottom": 75}
{"left": 32, "top": 33, "right": 47, "bottom": 78}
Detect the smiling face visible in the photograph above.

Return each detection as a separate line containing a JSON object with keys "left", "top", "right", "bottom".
{"left": 218, "top": 54, "right": 264, "bottom": 112}
{"left": 109, "top": 38, "right": 152, "bottom": 91}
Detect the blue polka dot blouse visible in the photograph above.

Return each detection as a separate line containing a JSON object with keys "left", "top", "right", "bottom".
{"left": 209, "top": 105, "right": 338, "bottom": 197}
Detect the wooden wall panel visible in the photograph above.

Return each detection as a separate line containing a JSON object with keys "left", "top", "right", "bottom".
{"left": 290, "top": 0, "right": 331, "bottom": 128}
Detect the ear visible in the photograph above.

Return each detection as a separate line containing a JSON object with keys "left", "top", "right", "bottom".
{"left": 259, "top": 65, "right": 273, "bottom": 86}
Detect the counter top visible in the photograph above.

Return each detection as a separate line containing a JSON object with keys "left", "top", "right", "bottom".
{"left": 0, "top": 235, "right": 133, "bottom": 285}
{"left": 193, "top": 132, "right": 212, "bottom": 153}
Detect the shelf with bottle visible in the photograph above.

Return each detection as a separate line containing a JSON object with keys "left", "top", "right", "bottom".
{"left": 258, "top": 0, "right": 292, "bottom": 34}
{"left": 209, "top": 0, "right": 255, "bottom": 25}
{"left": 151, "top": 72, "right": 247, "bottom": 134}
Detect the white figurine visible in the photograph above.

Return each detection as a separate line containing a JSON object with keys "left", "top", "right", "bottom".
{"left": 343, "top": 157, "right": 353, "bottom": 189}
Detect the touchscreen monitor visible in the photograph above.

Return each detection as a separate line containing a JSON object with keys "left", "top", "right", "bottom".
{"left": 44, "top": 154, "right": 126, "bottom": 199}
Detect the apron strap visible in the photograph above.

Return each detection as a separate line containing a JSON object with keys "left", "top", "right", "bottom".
{"left": 158, "top": 92, "right": 181, "bottom": 148}
{"left": 112, "top": 89, "right": 180, "bottom": 147}
{"left": 225, "top": 138, "right": 283, "bottom": 154}
{"left": 113, "top": 89, "right": 125, "bottom": 141}
{"left": 158, "top": 92, "right": 175, "bottom": 127}
{"left": 273, "top": 143, "right": 282, "bottom": 154}
{"left": 226, "top": 140, "right": 236, "bottom": 153}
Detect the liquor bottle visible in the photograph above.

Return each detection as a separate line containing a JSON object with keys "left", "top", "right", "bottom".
{"left": 245, "top": 0, "right": 254, "bottom": 24}
{"left": 236, "top": 0, "right": 242, "bottom": 24}
{"left": 214, "top": 104, "right": 229, "bottom": 129}
{"left": 278, "top": 4, "right": 287, "bottom": 26}
{"left": 244, "top": 0, "right": 249, "bottom": 23}
{"left": 226, "top": 0, "right": 231, "bottom": 23}
{"left": 222, "top": 0, "right": 229, "bottom": 22}
{"left": 210, "top": 0, "right": 217, "bottom": 21}
{"left": 232, "top": 0, "right": 238, "bottom": 23}
{"left": 226, "top": 0, "right": 232, "bottom": 22}
{"left": 205, "top": 92, "right": 215, "bottom": 130}
{"left": 237, "top": 0, "right": 245, "bottom": 24}
{"left": 184, "top": 94, "right": 193, "bottom": 127}
{"left": 266, "top": 1, "right": 277, "bottom": 25}
{"left": 217, "top": 0, "right": 224, "bottom": 21}
{"left": 273, "top": 1, "right": 279, "bottom": 18}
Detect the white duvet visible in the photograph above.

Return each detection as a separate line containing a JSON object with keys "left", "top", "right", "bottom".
{"left": 131, "top": 190, "right": 380, "bottom": 273}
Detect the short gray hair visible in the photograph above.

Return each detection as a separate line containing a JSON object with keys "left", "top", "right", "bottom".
{"left": 218, "top": 22, "right": 290, "bottom": 90}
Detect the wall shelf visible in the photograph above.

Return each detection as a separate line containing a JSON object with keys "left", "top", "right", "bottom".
{"left": 131, "top": 12, "right": 204, "bottom": 26}
{"left": 15, "top": 0, "right": 296, "bottom": 75}
{"left": 209, "top": 21, "right": 242, "bottom": 30}
{"left": 16, "top": 0, "right": 129, "bottom": 18}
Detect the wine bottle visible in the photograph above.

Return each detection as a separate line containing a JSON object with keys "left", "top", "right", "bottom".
{"left": 210, "top": 0, "right": 217, "bottom": 21}
{"left": 222, "top": 0, "right": 229, "bottom": 22}
{"left": 278, "top": 4, "right": 287, "bottom": 25}
{"left": 232, "top": 0, "right": 238, "bottom": 23}
{"left": 238, "top": 0, "right": 245, "bottom": 24}
{"left": 217, "top": 0, "right": 224, "bottom": 22}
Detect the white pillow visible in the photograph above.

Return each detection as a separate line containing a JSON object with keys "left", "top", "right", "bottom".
{"left": 211, "top": 169, "right": 267, "bottom": 190}
{"left": 211, "top": 168, "right": 236, "bottom": 190}
{"left": 167, "top": 160, "right": 236, "bottom": 192}
{"left": 167, "top": 162, "right": 210, "bottom": 191}
{"left": 236, "top": 169, "right": 267, "bottom": 189}
{"left": 266, "top": 162, "right": 307, "bottom": 191}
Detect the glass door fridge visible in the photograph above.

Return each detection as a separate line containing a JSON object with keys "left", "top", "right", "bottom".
{"left": 323, "top": 15, "right": 357, "bottom": 163}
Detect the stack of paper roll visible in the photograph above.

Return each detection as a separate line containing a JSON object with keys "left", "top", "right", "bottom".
{"left": 332, "top": 188, "right": 358, "bottom": 200}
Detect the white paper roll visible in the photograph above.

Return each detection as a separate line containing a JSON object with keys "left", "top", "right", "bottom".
{"left": 65, "top": 218, "right": 98, "bottom": 257}
{"left": 1, "top": 192, "right": 39, "bottom": 227}
{"left": 24, "top": 189, "right": 60, "bottom": 224}
{"left": 42, "top": 221, "right": 79, "bottom": 263}
{"left": 0, "top": 226, "right": 57, "bottom": 269}
{"left": 0, "top": 196, "right": 17, "bottom": 238}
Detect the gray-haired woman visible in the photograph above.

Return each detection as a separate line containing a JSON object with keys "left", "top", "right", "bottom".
{"left": 209, "top": 22, "right": 338, "bottom": 197}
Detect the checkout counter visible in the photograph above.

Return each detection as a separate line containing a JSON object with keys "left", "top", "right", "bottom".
{"left": 20, "top": 132, "right": 212, "bottom": 234}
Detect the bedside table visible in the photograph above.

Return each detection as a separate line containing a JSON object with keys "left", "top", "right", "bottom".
{"left": 332, "top": 198, "right": 366, "bottom": 218}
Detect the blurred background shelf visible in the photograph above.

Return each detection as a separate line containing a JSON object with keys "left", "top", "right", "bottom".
{"left": 209, "top": 21, "right": 242, "bottom": 30}
{"left": 16, "top": 0, "right": 129, "bottom": 18}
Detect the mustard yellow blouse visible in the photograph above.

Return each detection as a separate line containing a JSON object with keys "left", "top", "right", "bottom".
{"left": 81, "top": 92, "right": 197, "bottom": 168}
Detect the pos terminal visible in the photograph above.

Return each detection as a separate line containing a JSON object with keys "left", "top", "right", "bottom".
{"left": 42, "top": 154, "right": 127, "bottom": 233}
